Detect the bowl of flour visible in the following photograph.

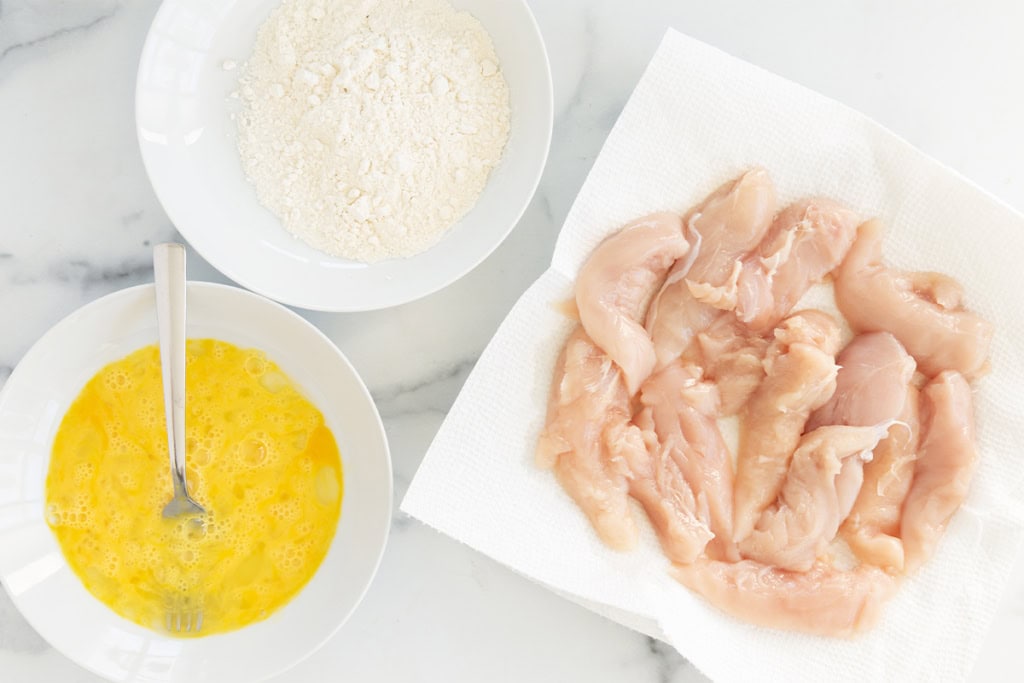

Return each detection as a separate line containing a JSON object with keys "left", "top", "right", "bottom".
{"left": 136, "top": 0, "right": 552, "bottom": 311}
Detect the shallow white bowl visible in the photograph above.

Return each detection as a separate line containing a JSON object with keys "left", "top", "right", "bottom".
{"left": 0, "top": 282, "right": 392, "bottom": 682}
{"left": 136, "top": 0, "right": 553, "bottom": 312}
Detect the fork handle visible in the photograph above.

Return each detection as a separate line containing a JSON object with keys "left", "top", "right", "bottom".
{"left": 154, "top": 243, "right": 189, "bottom": 497}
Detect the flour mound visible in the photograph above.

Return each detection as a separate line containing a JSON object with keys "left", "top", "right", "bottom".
{"left": 237, "top": 0, "right": 511, "bottom": 263}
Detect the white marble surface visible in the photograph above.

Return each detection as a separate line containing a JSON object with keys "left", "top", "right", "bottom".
{"left": 1, "top": 1, "right": 1023, "bottom": 681}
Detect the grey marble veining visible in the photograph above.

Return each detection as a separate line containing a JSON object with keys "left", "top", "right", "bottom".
{"left": 2, "top": 0, "right": 1024, "bottom": 681}
{"left": 0, "top": 1, "right": 119, "bottom": 64}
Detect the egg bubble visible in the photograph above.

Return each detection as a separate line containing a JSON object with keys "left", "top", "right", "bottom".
{"left": 117, "top": 472, "right": 138, "bottom": 491}
{"left": 244, "top": 355, "right": 267, "bottom": 376}
{"left": 108, "top": 514, "right": 127, "bottom": 536}
{"left": 186, "top": 467, "right": 203, "bottom": 491}
{"left": 259, "top": 371, "right": 289, "bottom": 394}
{"left": 192, "top": 448, "right": 211, "bottom": 466}
{"left": 239, "top": 438, "right": 268, "bottom": 468}
{"left": 72, "top": 462, "right": 94, "bottom": 484}
{"left": 45, "top": 503, "right": 62, "bottom": 526}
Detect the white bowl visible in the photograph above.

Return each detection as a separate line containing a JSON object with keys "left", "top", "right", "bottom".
{"left": 0, "top": 282, "right": 393, "bottom": 682}
{"left": 136, "top": 0, "right": 553, "bottom": 312}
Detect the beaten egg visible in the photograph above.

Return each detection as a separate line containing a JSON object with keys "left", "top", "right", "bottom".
{"left": 45, "top": 339, "right": 343, "bottom": 636}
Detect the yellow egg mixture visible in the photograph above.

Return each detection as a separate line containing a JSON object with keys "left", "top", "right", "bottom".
{"left": 45, "top": 339, "right": 343, "bottom": 636}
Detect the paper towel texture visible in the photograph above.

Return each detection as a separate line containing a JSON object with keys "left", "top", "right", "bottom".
{"left": 402, "top": 29, "right": 1024, "bottom": 682}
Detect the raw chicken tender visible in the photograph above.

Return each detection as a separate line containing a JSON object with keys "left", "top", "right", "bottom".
{"left": 808, "top": 332, "right": 920, "bottom": 570}
{"left": 835, "top": 220, "right": 993, "bottom": 380}
{"left": 732, "top": 311, "right": 842, "bottom": 542}
{"left": 901, "top": 371, "right": 978, "bottom": 573}
{"left": 647, "top": 169, "right": 776, "bottom": 369}
{"left": 844, "top": 389, "right": 919, "bottom": 571}
{"left": 536, "top": 328, "right": 638, "bottom": 550}
{"left": 640, "top": 364, "right": 736, "bottom": 559}
{"left": 739, "top": 423, "right": 890, "bottom": 572}
{"left": 724, "top": 199, "right": 859, "bottom": 331}
{"left": 806, "top": 332, "right": 916, "bottom": 431}
{"left": 576, "top": 212, "right": 689, "bottom": 394}
{"left": 683, "top": 168, "right": 778, "bottom": 289}
{"left": 623, "top": 413, "right": 714, "bottom": 564}
{"left": 671, "top": 559, "right": 896, "bottom": 638}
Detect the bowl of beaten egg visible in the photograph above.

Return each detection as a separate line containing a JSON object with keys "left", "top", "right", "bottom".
{"left": 0, "top": 282, "right": 392, "bottom": 682}
{"left": 136, "top": 0, "right": 552, "bottom": 312}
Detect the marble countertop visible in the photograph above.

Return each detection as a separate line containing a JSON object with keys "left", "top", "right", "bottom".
{"left": 2, "top": 1, "right": 1023, "bottom": 681}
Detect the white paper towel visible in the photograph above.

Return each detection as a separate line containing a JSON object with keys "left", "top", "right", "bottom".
{"left": 401, "top": 29, "right": 1024, "bottom": 682}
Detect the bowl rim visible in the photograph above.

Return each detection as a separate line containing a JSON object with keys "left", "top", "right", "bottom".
{"left": 134, "top": 0, "right": 554, "bottom": 313}
{"left": 0, "top": 281, "right": 394, "bottom": 682}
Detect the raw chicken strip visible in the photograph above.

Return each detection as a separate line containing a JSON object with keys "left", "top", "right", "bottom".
{"left": 682, "top": 313, "right": 770, "bottom": 416}
{"left": 724, "top": 199, "right": 860, "bottom": 332}
{"left": 682, "top": 168, "right": 779, "bottom": 290}
{"left": 901, "top": 371, "right": 978, "bottom": 573}
{"left": 646, "top": 169, "right": 776, "bottom": 369}
{"left": 536, "top": 327, "right": 638, "bottom": 550}
{"left": 807, "top": 332, "right": 920, "bottom": 570}
{"left": 835, "top": 219, "right": 994, "bottom": 379}
{"left": 672, "top": 559, "right": 896, "bottom": 637}
{"left": 806, "top": 332, "right": 916, "bottom": 431}
{"left": 732, "top": 311, "right": 841, "bottom": 542}
{"left": 842, "top": 388, "right": 920, "bottom": 570}
{"left": 621, "top": 413, "right": 714, "bottom": 564}
{"left": 740, "top": 423, "right": 890, "bottom": 572}
{"left": 640, "top": 364, "right": 736, "bottom": 560}
{"left": 575, "top": 213, "right": 689, "bottom": 394}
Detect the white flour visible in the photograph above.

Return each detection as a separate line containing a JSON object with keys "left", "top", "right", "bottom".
{"left": 236, "top": 0, "right": 511, "bottom": 263}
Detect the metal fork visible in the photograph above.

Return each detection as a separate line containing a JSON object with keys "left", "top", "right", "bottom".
{"left": 154, "top": 244, "right": 207, "bottom": 635}
{"left": 165, "top": 594, "right": 204, "bottom": 634}
{"left": 153, "top": 243, "right": 206, "bottom": 521}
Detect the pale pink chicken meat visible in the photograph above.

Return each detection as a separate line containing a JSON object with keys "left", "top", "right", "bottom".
{"left": 646, "top": 169, "right": 776, "bottom": 369}
{"left": 901, "top": 371, "right": 978, "bottom": 573}
{"left": 739, "top": 423, "right": 891, "bottom": 572}
{"left": 710, "top": 199, "right": 860, "bottom": 332}
{"left": 536, "top": 327, "right": 638, "bottom": 550}
{"left": 682, "top": 168, "right": 779, "bottom": 291}
{"left": 538, "top": 169, "right": 990, "bottom": 637}
{"left": 680, "top": 312, "right": 769, "bottom": 416}
{"left": 807, "top": 332, "right": 920, "bottom": 571}
{"left": 732, "top": 310, "right": 842, "bottom": 542}
{"left": 834, "top": 457, "right": 866, "bottom": 523}
{"left": 622, "top": 413, "right": 714, "bottom": 564}
{"left": 835, "top": 219, "right": 994, "bottom": 380}
{"left": 575, "top": 212, "right": 690, "bottom": 395}
{"left": 640, "top": 364, "right": 737, "bottom": 560}
{"left": 806, "top": 332, "right": 916, "bottom": 431}
{"left": 842, "top": 388, "right": 920, "bottom": 570}
{"left": 672, "top": 558, "right": 896, "bottom": 637}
